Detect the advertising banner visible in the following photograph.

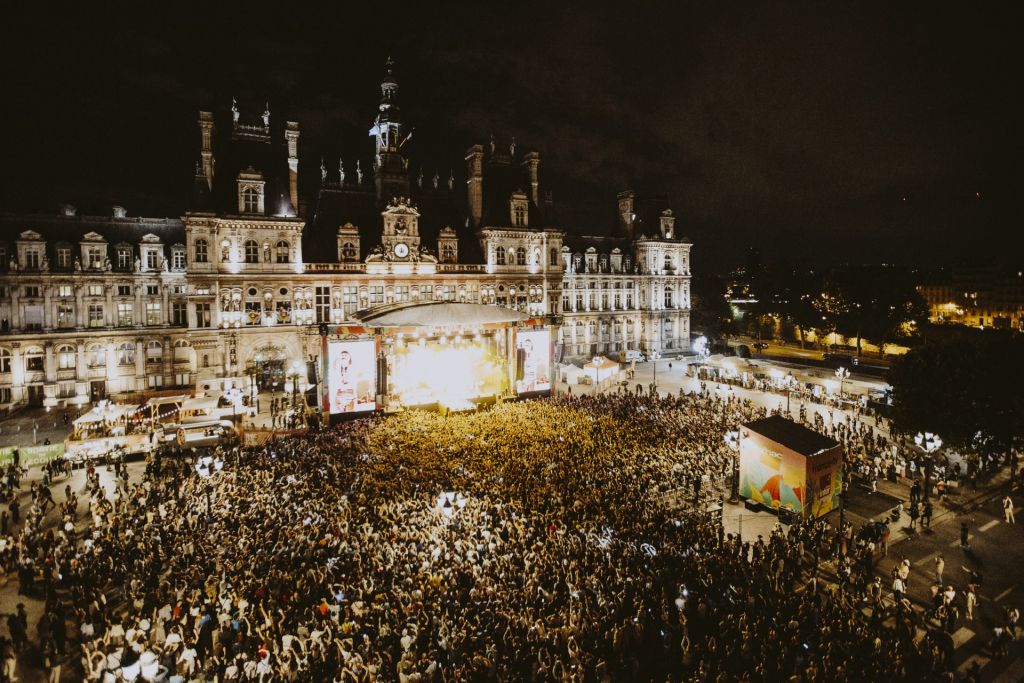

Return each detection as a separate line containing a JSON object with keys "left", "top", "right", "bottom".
{"left": 327, "top": 340, "right": 377, "bottom": 414}
{"left": 515, "top": 329, "right": 551, "bottom": 395}
{"left": 0, "top": 443, "right": 66, "bottom": 467}
{"left": 739, "top": 432, "right": 807, "bottom": 515}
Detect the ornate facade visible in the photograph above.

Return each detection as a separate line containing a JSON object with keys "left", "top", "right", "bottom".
{"left": 0, "top": 60, "right": 690, "bottom": 409}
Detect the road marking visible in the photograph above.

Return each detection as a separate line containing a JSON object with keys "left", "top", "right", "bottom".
{"left": 979, "top": 519, "right": 1000, "bottom": 532}
{"left": 951, "top": 626, "right": 976, "bottom": 648}
{"left": 994, "top": 585, "right": 1014, "bottom": 603}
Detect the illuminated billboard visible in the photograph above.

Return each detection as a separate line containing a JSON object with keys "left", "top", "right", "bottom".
{"left": 327, "top": 340, "right": 377, "bottom": 414}
{"left": 515, "top": 329, "right": 551, "bottom": 394}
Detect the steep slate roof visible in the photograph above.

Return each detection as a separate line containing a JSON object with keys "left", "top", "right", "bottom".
{"left": 743, "top": 415, "right": 840, "bottom": 457}
{"left": 0, "top": 210, "right": 185, "bottom": 270}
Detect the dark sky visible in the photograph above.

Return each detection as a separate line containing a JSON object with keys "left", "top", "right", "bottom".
{"left": 1, "top": 2, "right": 1020, "bottom": 272}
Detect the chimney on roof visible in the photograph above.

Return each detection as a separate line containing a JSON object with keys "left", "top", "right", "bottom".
{"left": 112, "top": 205, "right": 127, "bottom": 218}
{"left": 465, "top": 144, "right": 484, "bottom": 229}
{"left": 60, "top": 204, "right": 76, "bottom": 217}
{"left": 521, "top": 152, "right": 540, "bottom": 205}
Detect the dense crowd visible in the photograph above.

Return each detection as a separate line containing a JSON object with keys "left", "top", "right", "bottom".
{"left": 0, "top": 390, "right": 968, "bottom": 681}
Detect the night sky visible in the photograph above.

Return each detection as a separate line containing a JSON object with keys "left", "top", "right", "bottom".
{"left": 1, "top": 3, "right": 1020, "bottom": 271}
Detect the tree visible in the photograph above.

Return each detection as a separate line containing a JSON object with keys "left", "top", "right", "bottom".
{"left": 889, "top": 333, "right": 1024, "bottom": 473}
{"left": 691, "top": 274, "right": 734, "bottom": 340}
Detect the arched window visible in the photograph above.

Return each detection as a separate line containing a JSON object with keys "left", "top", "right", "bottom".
{"left": 87, "top": 345, "right": 105, "bottom": 367}
{"left": 174, "top": 340, "right": 191, "bottom": 362}
{"left": 664, "top": 253, "right": 673, "bottom": 272}
{"left": 550, "top": 248, "right": 558, "bottom": 266}
{"left": 664, "top": 286, "right": 674, "bottom": 309}
{"left": 0, "top": 349, "right": 10, "bottom": 374}
{"left": 244, "top": 240, "right": 259, "bottom": 264}
{"left": 516, "top": 247, "right": 527, "bottom": 266}
{"left": 146, "top": 340, "right": 163, "bottom": 364}
{"left": 117, "top": 342, "right": 136, "bottom": 366}
{"left": 57, "top": 345, "right": 76, "bottom": 370}
{"left": 441, "top": 244, "right": 455, "bottom": 263}
{"left": 242, "top": 187, "right": 260, "bottom": 213}
{"left": 495, "top": 246, "right": 506, "bottom": 266}
{"left": 342, "top": 242, "right": 357, "bottom": 261}
{"left": 194, "top": 239, "right": 208, "bottom": 263}
{"left": 276, "top": 240, "right": 290, "bottom": 263}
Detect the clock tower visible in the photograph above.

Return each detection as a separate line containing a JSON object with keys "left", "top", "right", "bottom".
{"left": 380, "top": 197, "right": 421, "bottom": 260}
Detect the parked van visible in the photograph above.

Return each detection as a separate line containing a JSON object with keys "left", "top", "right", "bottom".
{"left": 618, "top": 350, "right": 645, "bottom": 363}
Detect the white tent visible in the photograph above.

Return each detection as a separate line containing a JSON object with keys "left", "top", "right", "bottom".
{"left": 583, "top": 356, "right": 621, "bottom": 383}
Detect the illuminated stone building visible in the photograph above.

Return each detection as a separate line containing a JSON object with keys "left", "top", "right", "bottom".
{"left": 0, "top": 59, "right": 691, "bottom": 408}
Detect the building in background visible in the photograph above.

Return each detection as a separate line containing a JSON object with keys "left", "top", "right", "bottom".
{"left": 0, "top": 60, "right": 691, "bottom": 409}
{"left": 917, "top": 267, "right": 1024, "bottom": 331}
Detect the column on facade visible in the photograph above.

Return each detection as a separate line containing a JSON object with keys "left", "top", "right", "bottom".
{"left": 10, "top": 288, "right": 20, "bottom": 329}
{"left": 75, "top": 285, "right": 86, "bottom": 327}
{"left": 105, "top": 288, "right": 115, "bottom": 326}
{"left": 43, "top": 285, "right": 53, "bottom": 330}
{"left": 135, "top": 338, "right": 146, "bottom": 390}
{"left": 44, "top": 341, "right": 55, "bottom": 384}
{"left": 162, "top": 285, "right": 170, "bottom": 325}
{"left": 76, "top": 340, "right": 86, "bottom": 379}
{"left": 162, "top": 335, "right": 173, "bottom": 385}
{"left": 10, "top": 344, "right": 24, "bottom": 396}
{"left": 135, "top": 288, "right": 144, "bottom": 326}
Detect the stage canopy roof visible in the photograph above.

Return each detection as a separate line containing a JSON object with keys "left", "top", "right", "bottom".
{"left": 351, "top": 302, "right": 531, "bottom": 328}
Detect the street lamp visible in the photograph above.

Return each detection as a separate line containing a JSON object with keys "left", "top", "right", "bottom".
{"left": 914, "top": 431, "right": 942, "bottom": 506}
{"left": 835, "top": 366, "right": 849, "bottom": 400}
{"left": 785, "top": 372, "right": 797, "bottom": 415}
{"left": 725, "top": 429, "right": 742, "bottom": 503}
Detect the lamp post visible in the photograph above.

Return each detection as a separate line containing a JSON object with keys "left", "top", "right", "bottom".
{"left": 835, "top": 366, "right": 849, "bottom": 400}
{"left": 914, "top": 432, "right": 942, "bottom": 506}
{"left": 785, "top": 372, "right": 797, "bottom": 415}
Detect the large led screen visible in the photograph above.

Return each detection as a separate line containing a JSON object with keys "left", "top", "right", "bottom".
{"left": 515, "top": 329, "right": 551, "bottom": 394}
{"left": 327, "top": 340, "right": 377, "bottom": 414}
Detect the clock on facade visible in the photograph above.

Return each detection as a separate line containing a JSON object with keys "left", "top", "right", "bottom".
{"left": 394, "top": 242, "right": 409, "bottom": 258}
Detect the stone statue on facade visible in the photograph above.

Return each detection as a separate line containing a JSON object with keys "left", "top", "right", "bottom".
{"left": 9, "top": 258, "right": 18, "bottom": 272}
{"left": 40, "top": 255, "right": 49, "bottom": 273}
{"left": 338, "top": 159, "right": 345, "bottom": 184}
{"left": 103, "top": 257, "right": 112, "bottom": 272}
{"left": 134, "top": 256, "right": 142, "bottom": 272}
{"left": 320, "top": 157, "right": 327, "bottom": 183}
{"left": 356, "top": 160, "right": 363, "bottom": 184}
{"left": 161, "top": 258, "right": 169, "bottom": 272}
{"left": 74, "top": 257, "right": 82, "bottom": 272}
{"left": 510, "top": 137, "right": 516, "bottom": 156}
{"left": 232, "top": 97, "right": 239, "bottom": 124}
{"left": 262, "top": 102, "right": 270, "bottom": 127}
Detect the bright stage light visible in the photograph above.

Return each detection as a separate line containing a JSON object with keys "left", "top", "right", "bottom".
{"left": 390, "top": 338, "right": 502, "bottom": 409}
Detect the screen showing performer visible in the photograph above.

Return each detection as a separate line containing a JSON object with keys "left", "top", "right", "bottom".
{"left": 328, "top": 340, "right": 376, "bottom": 414}
{"left": 515, "top": 329, "right": 551, "bottom": 394}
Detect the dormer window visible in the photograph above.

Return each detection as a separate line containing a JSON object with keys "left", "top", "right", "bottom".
{"left": 146, "top": 249, "right": 159, "bottom": 271}
{"left": 341, "top": 242, "right": 357, "bottom": 261}
{"left": 242, "top": 187, "right": 260, "bottom": 213}
{"left": 237, "top": 168, "right": 266, "bottom": 214}
{"left": 510, "top": 192, "right": 528, "bottom": 227}
{"left": 171, "top": 247, "right": 186, "bottom": 271}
